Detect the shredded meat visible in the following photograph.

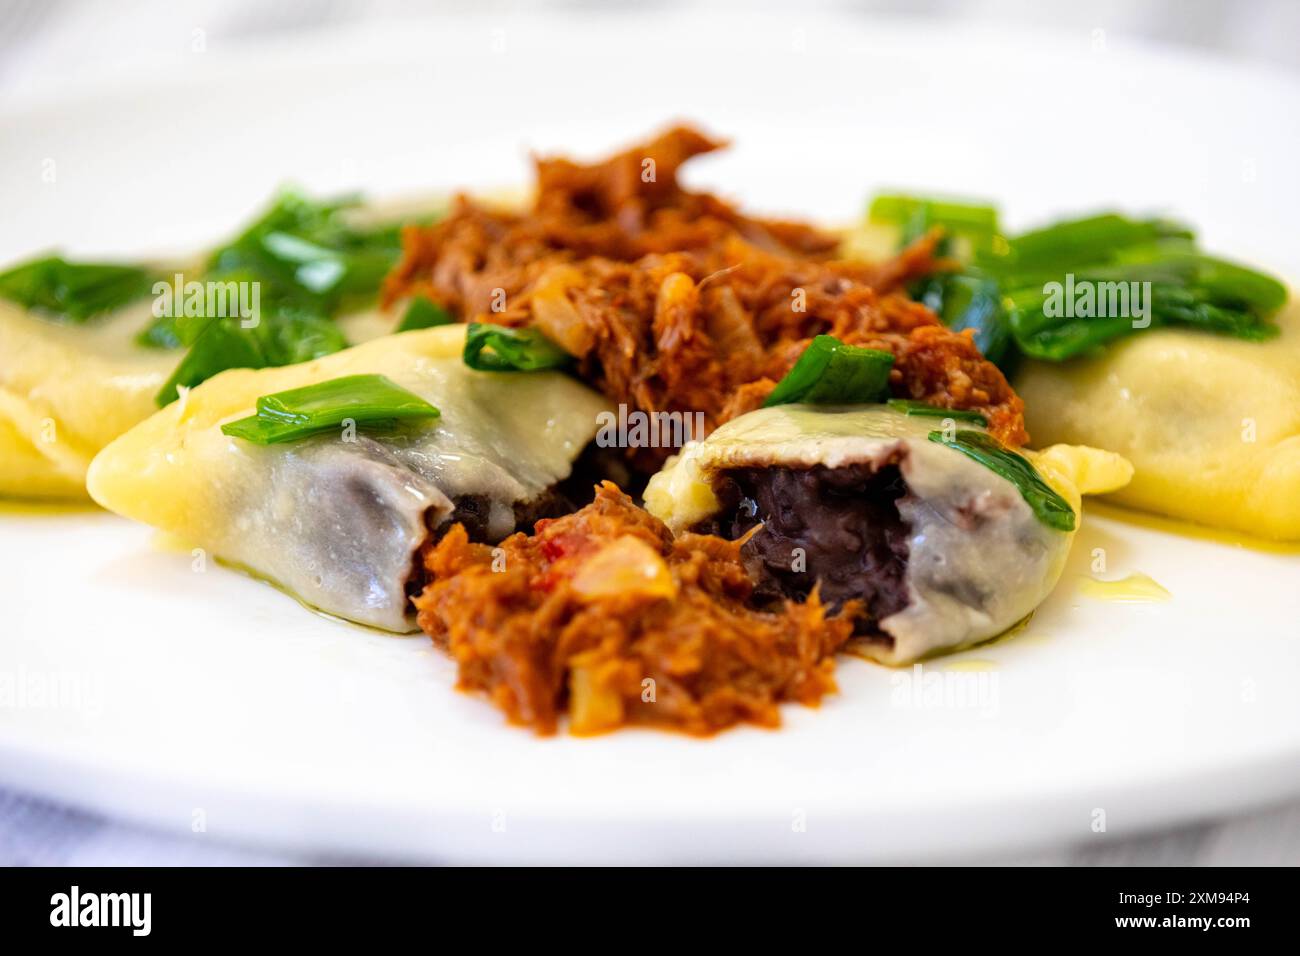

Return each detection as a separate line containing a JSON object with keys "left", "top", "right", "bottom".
{"left": 396, "top": 127, "right": 1034, "bottom": 736}
{"left": 414, "top": 483, "right": 855, "bottom": 735}
{"left": 383, "top": 124, "right": 1026, "bottom": 452}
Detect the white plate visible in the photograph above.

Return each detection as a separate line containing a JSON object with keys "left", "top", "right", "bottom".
{"left": 2, "top": 12, "right": 1299, "bottom": 864}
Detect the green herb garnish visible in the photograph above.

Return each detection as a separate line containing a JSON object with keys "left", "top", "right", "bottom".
{"left": 870, "top": 195, "right": 1288, "bottom": 368}
{"left": 202, "top": 191, "right": 407, "bottom": 316}
{"left": 886, "top": 399, "right": 987, "bottom": 425}
{"left": 927, "top": 429, "right": 1075, "bottom": 532}
{"left": 869, "top": 195, "right": 1000, "bottom": 250}
{"left": 871, "top": 197, "right": 1015, "bottom": 366}
{"left": 2, "top": 193, "right": 439, "bottom": 404}
{"left": 140, "top": 191, "right": 438, "bottom": 405}
{"left": 996, "top": 214, "right": 1190, "bottom": 277}
{"left": 220, "top": 374, "right": 439, "bottom": 445}
{"left": 157, "top": 319, "right": 269, "bottom": 406}
{"left": 462, "top": 322, "right": 570, "bottom": 371}
{"left": 396, "top": 296, "right": 454, "bottom": 332}
{"left": 0, "top": 256, "right": 157, "bottom": 323}
{"left": 928, "top": 273, "right": 1012, "bottom": 366}
{"left": 763, "top": 335, "right": 894, "bottom": 407}
{"left": 153, "top": 306, "right": 349, "bottom": 406}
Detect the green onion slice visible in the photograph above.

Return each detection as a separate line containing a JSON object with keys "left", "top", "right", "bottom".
{"left": 868, "top": 195, "right": 1000, "bottom": 246}
{"left": 221, "top": 373, "right": 439, "bottom": 445}
{"left": 0, "top": 256, "right": 156, "bottom": 323}
{"left": 462, "top": 322, "right": 570, "bottom": 371}
{"left": 156, "top": 319, "right": 268, "bottom": 407}
{"left": 927, "top": 429, "right": 1076, "bottom": 532}
{"left": 153, "top": 309, "right": 348, "bottom": 407}
{"left": 139, "top": 191, "right": 440, "bottom": 403}
{"left": 763, "top": 335, "right": 894, "bottom": 407}
{"left": 869, "top": 193, "right": 1289, "bottom": 367}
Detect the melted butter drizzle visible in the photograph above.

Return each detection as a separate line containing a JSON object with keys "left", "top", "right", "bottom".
{"left": 1087, "top": 501, "right": 1300, "bottom": 555}
{"left": 1077, "top": 572, "right": 1171, "bottom": 603}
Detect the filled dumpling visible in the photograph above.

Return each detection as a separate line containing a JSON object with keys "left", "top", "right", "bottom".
{"left": 0, "top": 193, "right": 441, "bottom": 500}
{"left": 1016, "top": 299, "right": 1300, "bottom": 541}
{"left": 644, "top": 404, "right": 1131, "bottom": 663}
{"left": 0, "top": 297, "right": 178, "bottom": 498}
{"left": 87, "top": 325, "right": 611, "bottom": 631}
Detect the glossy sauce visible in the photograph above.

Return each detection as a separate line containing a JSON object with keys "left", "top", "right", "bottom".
{"left": 1077, "top": 571, "right": 1171, "bottom": 603}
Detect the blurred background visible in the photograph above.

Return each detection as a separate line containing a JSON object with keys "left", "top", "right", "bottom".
{"left": 1, "top": 0, "right": 1298, "bottom": 99}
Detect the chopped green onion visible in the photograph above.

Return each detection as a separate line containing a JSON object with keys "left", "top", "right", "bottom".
{"left": 934, "top": 274, "right": 1012, "bottom": 366}
{"left": 200, "top": 192, "right": 408, "bottom": 316}
{"left": 763, "top": 335, "right": 894, "bottom": 407}
{"left": 0, "top": 256, "right": 156, "bottom": 323}
{"left": 396, "top": 296, "right": 454, "bottom": 332}
{"left": 988, "top": 214, "right": 1191, "bottom": 278}
{"left": 1150, "top": 250, "right": 1286, "bottom": 315}
{"left": 153, "top": 308, "right": 348, "bottom": 406}
{"left": 869, "top": 195, "right": 1000, "bottom": 246}
{"left": 886, "top": 399, "right": 987, "bottom": 426}
{"left": 871, "top": 194, "right": 1288, "bottom": 365}
{"left": 1006, "top": 280, "right": 1280, "bottom": 361}
{"left": 155, "top": 319, "right": 268, "bottom": 406}
{"left": 463, "top": 322, "right": 570, "bottom": 372}
{"left": 140, "top": 191, "right": 440, "bottom": 404}
{"left": 136, "top": 313, "right": 190, "bottom": 350}
{"left": 260, "top": 309, "right": 350, "bottom": 366}
{"left": 1007, "top": 310, "right": 1138, "bottom": 361}
{"left": 202, "top": 192, "right": 408, "bottom": 315}
{"left": 255, "top": 374, "right": 436, "bottom": 424}
{"left": 3, "top": 192, "right": 440, "bottom": 401}
{"left": 221, "top": 374, "right": 439, "bottom": 445}
{"left": 927, "top": 429, "right": 1076, "bottom": 532}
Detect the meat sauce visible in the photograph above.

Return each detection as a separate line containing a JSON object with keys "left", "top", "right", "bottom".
{"left": 383, "top": 125, "right": 1026, "bottom": 454}
{"left": 397, "top": 127, "right": 1029, "bottom": 733}
{"left": 414, "top": 483, "right": 854, "bottom": 735}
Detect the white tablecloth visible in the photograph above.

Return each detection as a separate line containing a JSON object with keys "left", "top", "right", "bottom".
{"left": 3, "top": 787, "right": 1298, "bottom": 865}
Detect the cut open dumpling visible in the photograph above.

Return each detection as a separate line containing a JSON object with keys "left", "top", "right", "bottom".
{"left": 644, "top": 404, "right": 1131, "bottom": 663}
{"left": 88, "top": 325, "right": 611, "bottom": 630}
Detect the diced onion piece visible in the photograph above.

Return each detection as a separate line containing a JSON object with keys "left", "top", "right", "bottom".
{"left": 653, "top": 271, "right": 699, "bottom": 353}
{"left": 570, "top": 535, "right": 677, "bottom": 602}
{"left": 530, "top": 264, "right": 593, "bottom": 356}
{"left": 702, "top": 284, "right": 764, "bottom": 381}
{"left": 568, "top": 660, "right": 625, "bottom": 735}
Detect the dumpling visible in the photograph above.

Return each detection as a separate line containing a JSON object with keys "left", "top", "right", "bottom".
{"left": 87, "top": 325, "right": 611, "bottom": 631}
{"left": 0, "top": 298, "right": 177, "bottom": 498}
{"left": 644, "top": 404, "right": 1130, "bottom": 663}
{"left": 0, "top": 297, "right": 414, "bottom": 501}
{"left": 0, "top": 194, "right": 444, "bottom": 501}
{"left": 1016, "top": 298, "right": 1300, "bottom": 540}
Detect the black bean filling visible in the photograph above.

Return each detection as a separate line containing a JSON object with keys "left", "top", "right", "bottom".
{"left": 428, "top": 440, "right": 622, "bottom": 547}
{"left": 697, "top": 462, "right": 912, "bottom": 631}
